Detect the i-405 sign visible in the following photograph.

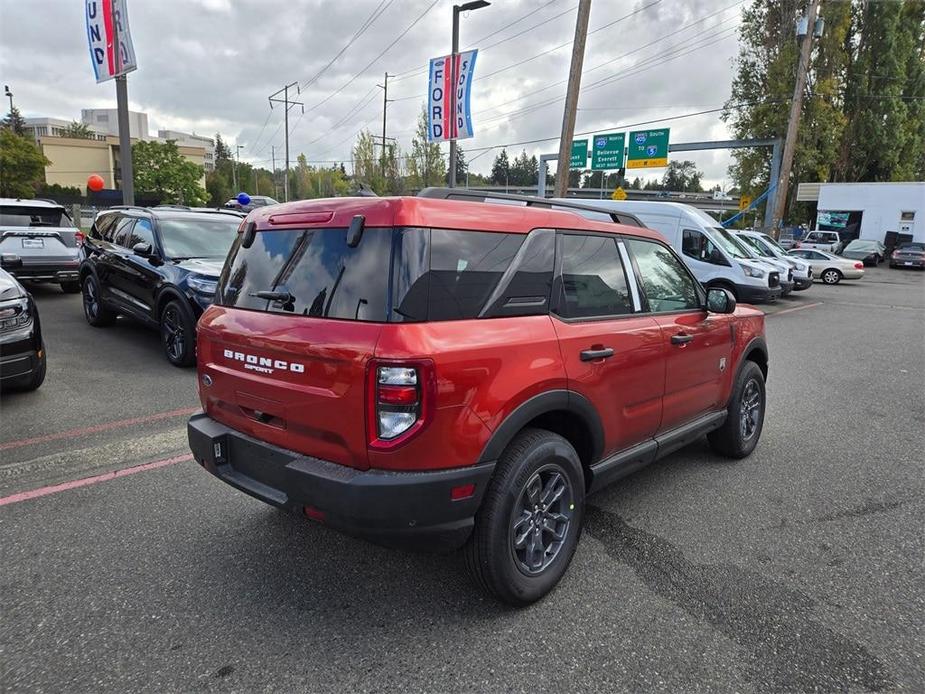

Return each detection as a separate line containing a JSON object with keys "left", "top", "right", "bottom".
{"left": 626, "top": 129, "right": 670, "bottom": 168}
{"left": 591, "top": 133, "right": 625, "bottom": 171}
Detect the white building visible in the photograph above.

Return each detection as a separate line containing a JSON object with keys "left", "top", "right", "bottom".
{"left": 81, "top": 108, "right": 150, "bottom": 140}
{"left": 22, "top": 116, "right": 108, "bottom": 143}
{"left": 798, "top": 182, "right": 925, "bottom": 244}
{"left": 158, "top": 129, "right": 215, "bottom": 171}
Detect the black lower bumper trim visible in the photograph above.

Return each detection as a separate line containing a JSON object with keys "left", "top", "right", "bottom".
{"left": 734, "top": 282, "right": 781, "bottom": 303}
{"left": 187, "top": 412, "right": 495, "bottom": 551}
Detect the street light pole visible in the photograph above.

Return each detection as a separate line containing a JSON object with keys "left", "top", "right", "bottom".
{"left": 448, "top": 1, "right": 490, "bottom": 188}
{"left": 3, "top": 85, "right": 12, "bottom": 115}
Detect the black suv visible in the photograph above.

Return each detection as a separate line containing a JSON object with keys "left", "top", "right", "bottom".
{"left": 0, "top": 266, "right": 46, "bottom": 391}
{"left": 79, "top": 206, "right": 243, "bottom": 366}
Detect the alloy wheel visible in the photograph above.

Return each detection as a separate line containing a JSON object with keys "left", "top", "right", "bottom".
{"left": 161, "top": 306, "right": 185, "bottom": 362}
{"left": 823, "top": 270, "right": 839, "bottom": 284}
{"left": 510, "top": 464, "right": 574, "bottom": 575}
{"left": 739, "top": 378, "right": 762, "bottom": 441}
{"left": 83, "top": 279, "right": 99, "bottom": 319}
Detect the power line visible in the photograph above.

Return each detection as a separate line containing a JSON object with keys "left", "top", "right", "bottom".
{"left": 300, "top": 0, "right": 440, "bottom": 118}
{"left": 300, "top": 0, "right": 395, "bottom": 91}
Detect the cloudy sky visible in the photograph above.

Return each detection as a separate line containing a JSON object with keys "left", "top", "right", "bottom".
{"left": 0, "top": 0, "right": 747, "bottom": 186}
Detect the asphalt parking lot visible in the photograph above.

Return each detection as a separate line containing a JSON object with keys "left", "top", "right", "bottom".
{"left": 2, "top": 266, "right": 923, "bottom": 693}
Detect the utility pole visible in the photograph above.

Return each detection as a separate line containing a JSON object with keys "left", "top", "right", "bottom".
{"left": 769, "top": 0, "right": 821, "bottom": 234}
{"left": 269, "top": 82, "right": 304, "bottom": 202}
{"left": 271, "top": 145, "right": 278, "bottom": 199}
{"left": 233, "top": 143, "right": 244, "bottom": 191}
{"left": 377, "top": 72, "right": 394, "bottom": 178}
{"left": 448, "top": 1, "right": 491, "bottom": 188}
{"left": 554, "top": 0, "right": 592, "bottom": 198}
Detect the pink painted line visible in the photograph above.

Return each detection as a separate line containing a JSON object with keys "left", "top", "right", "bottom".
{"left": 0, "top": 407, "right": 198, "bottom": 452}
{"left": 770, "top": 302, "right": 823, "bottom": 317}
{"left": 0, "top": 454, "right": 193, "bottom": 508}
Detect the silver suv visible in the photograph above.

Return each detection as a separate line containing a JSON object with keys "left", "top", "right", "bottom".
{"left": 0, "top": 198, "right": 82, "bottom": 292}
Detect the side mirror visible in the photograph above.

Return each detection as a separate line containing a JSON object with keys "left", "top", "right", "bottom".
{"left": 1, "top": 253, "right": 23, "bottom": 270}
{"left": 133, "top": 242, "right": 153, "bottom": 258}
{"left": 707, "top": 287, "right": 736, "bottom": 314}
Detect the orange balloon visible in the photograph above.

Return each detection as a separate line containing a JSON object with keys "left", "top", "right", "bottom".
{"left": 87, "top": 174, "right": 105, "bottom": 192}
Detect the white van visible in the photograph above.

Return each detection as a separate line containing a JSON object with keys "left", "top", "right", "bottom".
{"left": 552, "top": 199, "right": 782, "bottom": 303}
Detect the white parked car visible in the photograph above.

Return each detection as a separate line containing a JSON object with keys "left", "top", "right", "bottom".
{"left": 735, "top": 230, "right": 813, "bottom": 291}
{"left": 795, "top": 230, "right": 842, "bottom": 254}
{"left": 788, "top": 248, "right": 865, "bottom": 284}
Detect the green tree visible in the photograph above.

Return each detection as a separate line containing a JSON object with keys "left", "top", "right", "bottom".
{"left": 352, "top": 131, "right": 387, "bottom": 193}
{"left": 448, "top": 144, "right": 467, "bottom": 185}
{"left": 214, "top": 133, "right": 231, "bottom": 162}
{"left": 132, "top": 139, "right": 207, "bottom": 205}
{"left": 0, "top": 129, "right": 48, "bottom": 197}
{"left": 2, "top": 106, "right": 27, "bottom": 136}
{"left": 490, "top": 149, "right": 510, "bottom": 185}
{"left": 407, "top": 106, "right": 445, "bottom": 189}
{"left": 61, "top": 121, "right": 95, "bottom": 139}
{"left": 660, "top": 160, "right": 704, "bottom": 192}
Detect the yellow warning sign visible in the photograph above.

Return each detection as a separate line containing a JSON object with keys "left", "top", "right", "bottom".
{"left": 739, "top": 195, "right": 752, "bottom": 211}
{"left": 612, "top": 186, "right": 628, "bottom": 201}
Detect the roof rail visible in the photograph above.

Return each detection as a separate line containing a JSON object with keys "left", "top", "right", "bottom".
{"left": 417, "top": 187, "right": 644, "bottom": 228}
{"left": 107, "top": 205, "right": 153, "bottom": 214}
{"left": 153, "top": 204, "right": 191, "bottom": 210}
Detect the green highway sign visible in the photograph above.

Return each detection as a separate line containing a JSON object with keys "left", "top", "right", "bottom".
{"left": 591, "top": 132, "right": 625, "bottom": 171}
{"left": 570, "top": 140, "right": 588, "bottom": 169}
{"left": 626, "top": 128, "right": 670, "bottom": 168}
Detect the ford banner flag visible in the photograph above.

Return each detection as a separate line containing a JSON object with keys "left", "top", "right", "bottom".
{"left": 427, "top": 50, "right": 478, "bottom": 142}
{"left": 86, "top": 0, "right": 137, "bottom": 83}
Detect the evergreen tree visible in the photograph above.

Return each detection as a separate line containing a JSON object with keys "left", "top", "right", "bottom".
{"left": 1, "top": 106, "right": 27, "bottom": 136}
{"left": 490, "top": 149, "right": 510, "bottom": 185}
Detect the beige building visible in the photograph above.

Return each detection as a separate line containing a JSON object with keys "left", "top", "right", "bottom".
{"left": 37, "top": 135, "right": 207, "bottom": 193}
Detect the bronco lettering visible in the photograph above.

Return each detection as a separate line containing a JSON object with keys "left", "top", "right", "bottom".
{"left": 224, "top": 348, "right": 304, "bottom": 373}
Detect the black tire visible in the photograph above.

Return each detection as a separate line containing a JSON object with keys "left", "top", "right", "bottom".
{"left": 821, "top": 268, "right": 842, "bottom": 284}
{"left": 160, "top": 299, "right": 196, "bottom": 367}
{"left": 708, "top": 360, "right": 766, "bottom": 459}
{"left": 60, "top": 281, "right": 81, "bottom": 294}
{"left": 464, "top": 428, "right": 585, "bottom": 606}
{"left": 82, "top": 274, "right": 117, "bottom": 326}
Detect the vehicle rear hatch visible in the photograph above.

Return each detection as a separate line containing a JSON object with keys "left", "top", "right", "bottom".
{"left": 0, "top": 228, "right": 79, "bottom": 266}
{"left": 197, "top": 222, "right": 399, "bottom": 471}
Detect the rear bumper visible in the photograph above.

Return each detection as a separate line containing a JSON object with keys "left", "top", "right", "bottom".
{"left": 8, "top": 264, "right": 80, "bottom": 284}
{"left": 890, "top": 258, "right": 925, "bottom": 268}
{"left": 187, "top": 412, "right": 495, "bottom": 551}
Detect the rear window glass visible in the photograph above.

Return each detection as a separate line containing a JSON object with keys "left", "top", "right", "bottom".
{"left": 0, "top": 206, "right": 68, "bottom": 227}
{"left": 217, "top": 227, "right": 550, "bottom": 323}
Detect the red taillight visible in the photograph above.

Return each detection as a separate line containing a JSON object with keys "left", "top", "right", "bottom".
{"left": 854, "top": 262, "right": 864, "bottom": 269}
{"left": 75, "top": 231, "right": 85, "bottom": 246}
{"left": 893, "top": 251, "right": 901, "bottom": 259}
{"left": 366, "top": 360, "right": 435, "bottom": 450}
{"left": 303, "top": 506, "right": 326, "bottom": 522}
{"left": 793, "top": 242, "right": 800, "bottom": 248}
{"left": 377, "top": 384, "right": 418, "bottom": 406}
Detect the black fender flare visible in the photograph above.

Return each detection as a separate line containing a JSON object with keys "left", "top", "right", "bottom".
{"left": 739, "top": 335, "right": 769, "bottom": 381}
{"left": 476, "top": 389, "right": 605, "bottom": 465}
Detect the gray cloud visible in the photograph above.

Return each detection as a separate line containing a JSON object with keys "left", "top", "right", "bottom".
{"left": 0, "top": 0, "right": 747, "bottom": 185}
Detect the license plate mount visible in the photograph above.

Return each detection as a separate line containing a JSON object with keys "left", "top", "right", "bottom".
{"left": 22, "top": 238, "right": 44, "bottom": 249}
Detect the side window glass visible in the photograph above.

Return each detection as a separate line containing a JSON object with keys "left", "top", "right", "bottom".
{"left": 128, "top": 218, "right": 155, "bottom": 248}
{"left": 557, "top": 234, "right": 632, "bottom": 319}
{"left": 113, "top": 218, "right": 134, "bottom": 247}
{"left": 626, "top": 238, "right": 701, "bottom": 313}
{"left": 682, "top": 229, "right": 725, "bottom": 265}
{"left": 91, "top": 214, "right": 114, "bottom": 240}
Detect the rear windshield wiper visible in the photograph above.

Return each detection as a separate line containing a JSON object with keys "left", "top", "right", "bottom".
{"left": 250, "top": 290, "right": 294, "bottom": 302}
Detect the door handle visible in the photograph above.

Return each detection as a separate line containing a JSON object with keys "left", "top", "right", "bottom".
{"left": 580, "top": 347, "right": 614, "bottom": 362}
{"left": 671, "top": 333, "right": 694, "bottom": 345}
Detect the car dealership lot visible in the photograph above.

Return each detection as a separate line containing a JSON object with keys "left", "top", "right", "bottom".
{"left": 2, "top": 267, "right": 923, "bottom": 692}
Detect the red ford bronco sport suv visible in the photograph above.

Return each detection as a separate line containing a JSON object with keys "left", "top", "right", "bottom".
{"left": 187, "top": 193, "right": 768, "bottom": 605}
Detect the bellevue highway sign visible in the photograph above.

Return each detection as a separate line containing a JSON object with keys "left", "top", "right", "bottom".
{"left": 591, "top": 132, "right": 625, "bottom": 171}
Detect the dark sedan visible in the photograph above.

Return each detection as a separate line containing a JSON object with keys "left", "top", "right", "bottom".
{"left": 889, "top": 242, "right": 925, "bottom": 269}
{"left": 842, "top": 239, "right": 886, "bottom": 266}
{"left": 0, "top": 266, "right": 46, "bottom": 391}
